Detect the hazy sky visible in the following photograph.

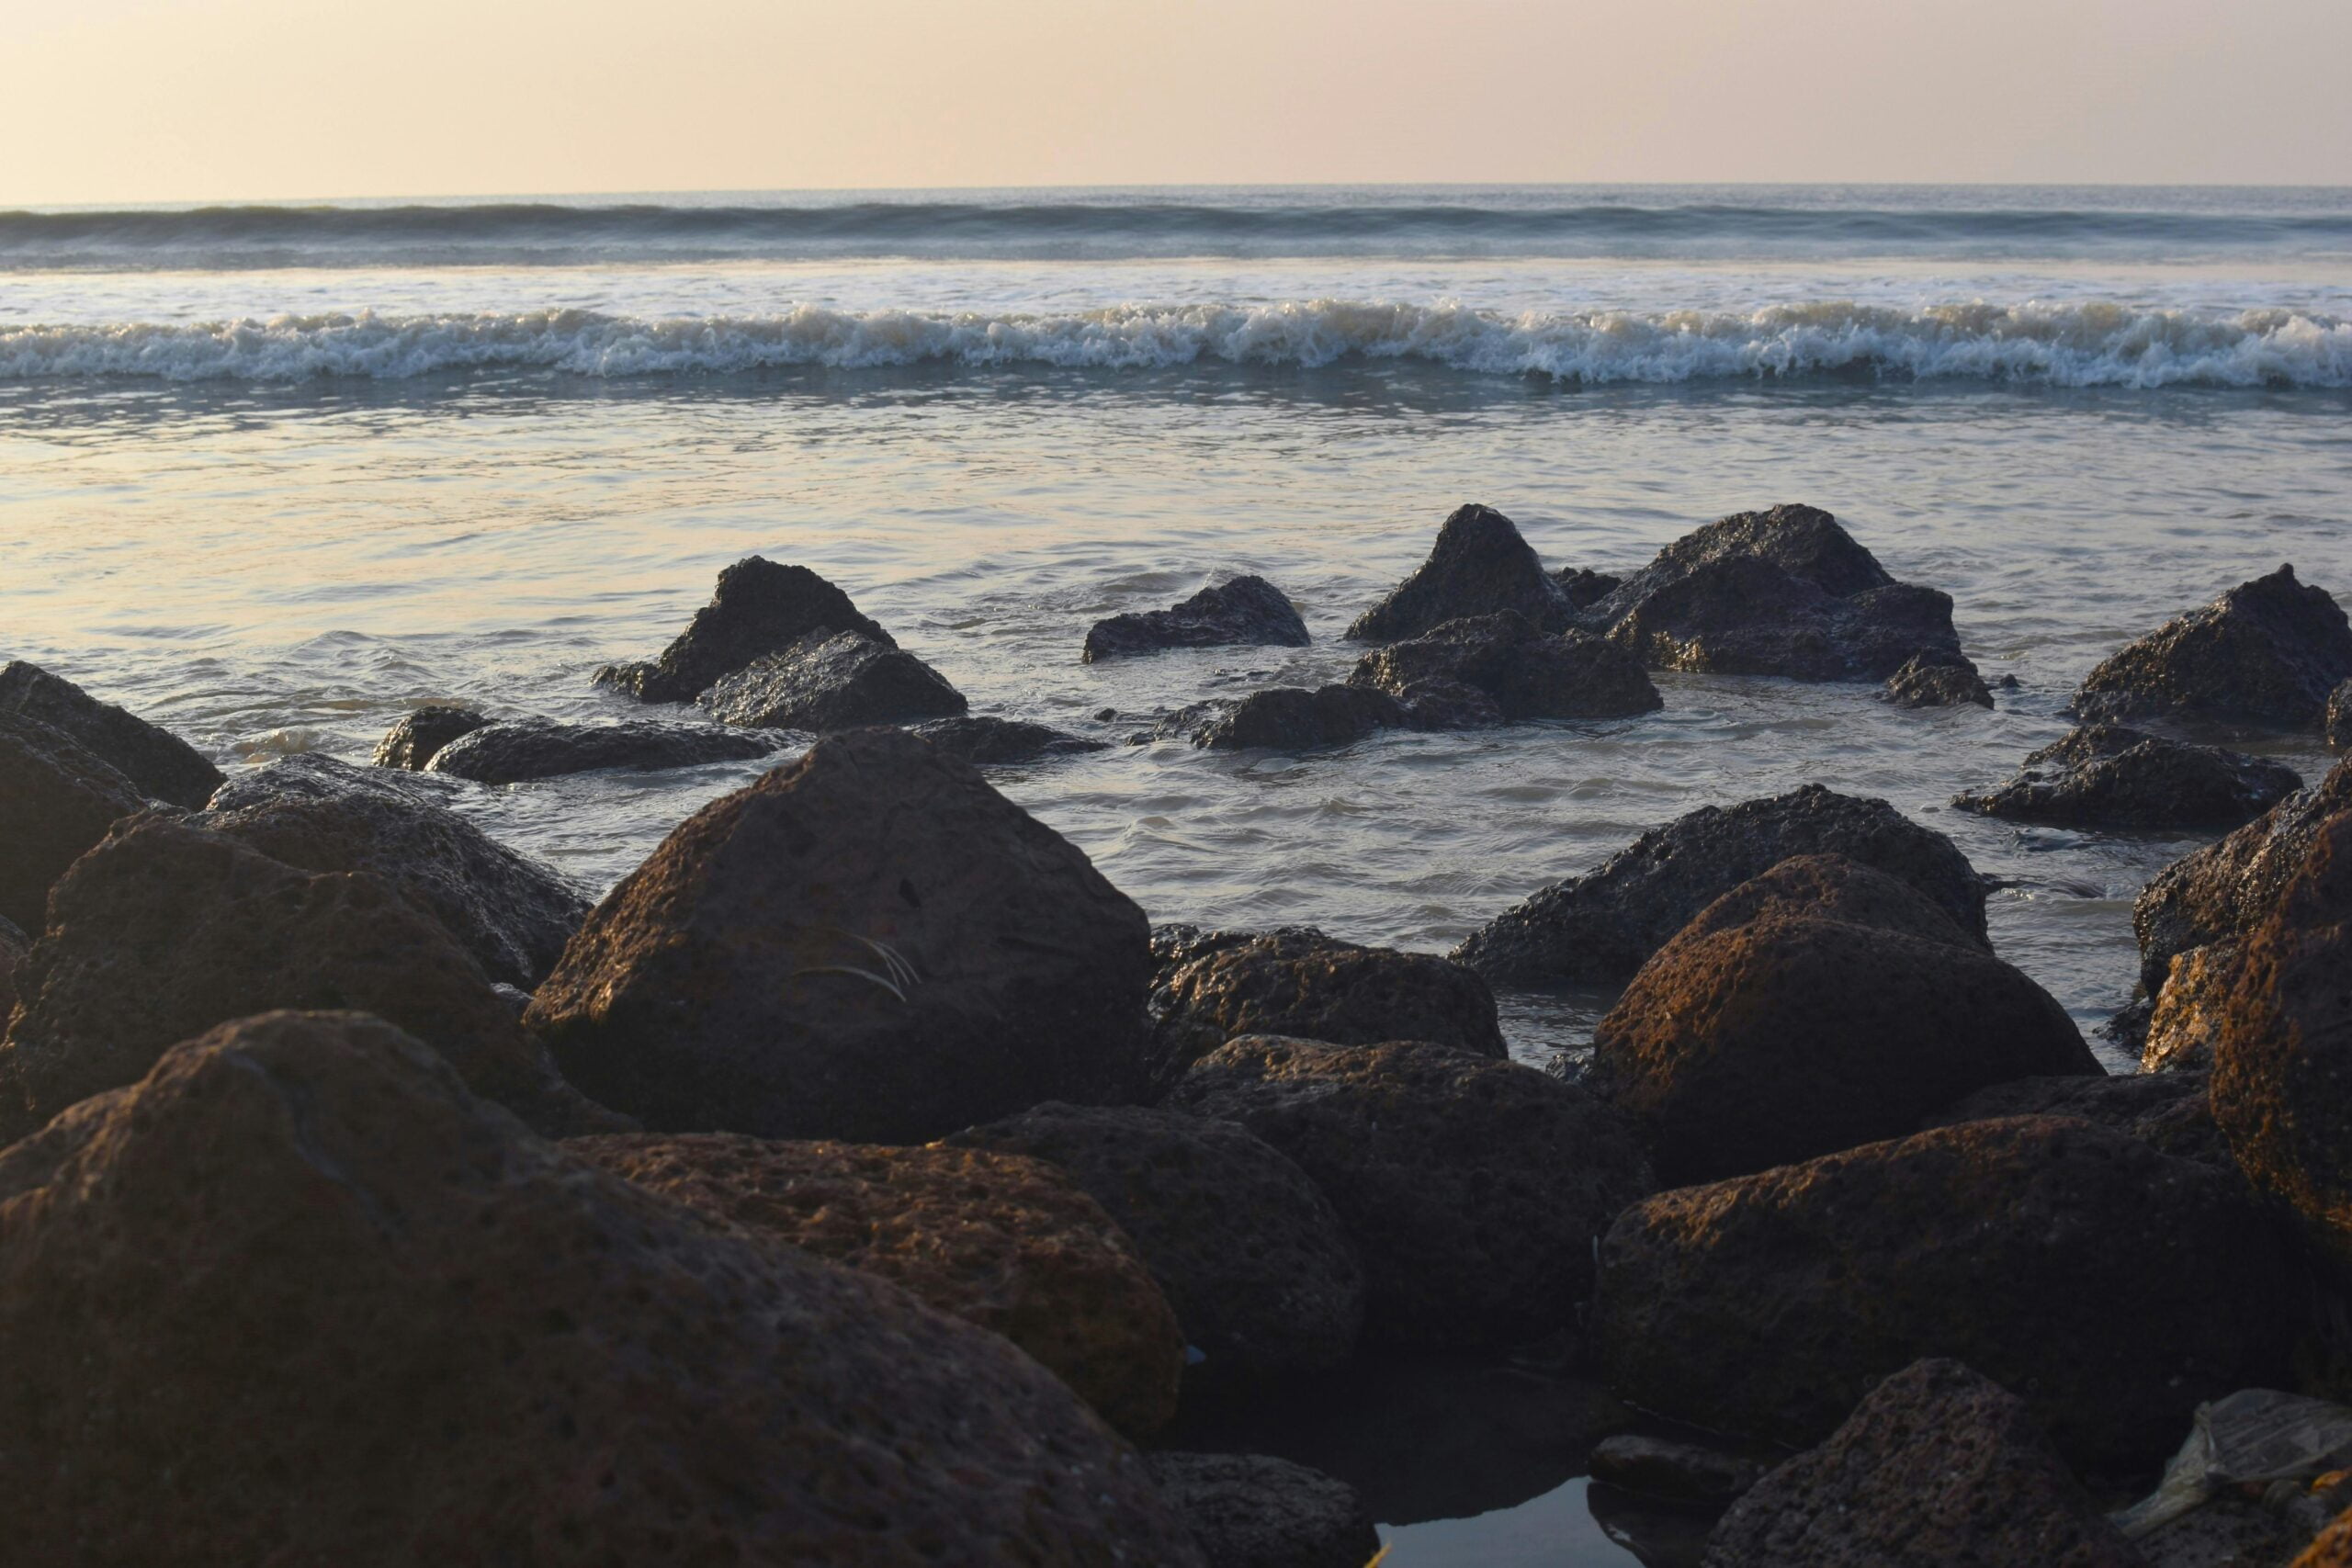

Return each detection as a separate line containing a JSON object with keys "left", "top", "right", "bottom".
{"left": 7, "top": 0, "right": 2347, "bottom": 204}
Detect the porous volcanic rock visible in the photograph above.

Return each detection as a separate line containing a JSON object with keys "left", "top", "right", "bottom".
{"left": 1166, "top": 1038, "right": 1651, "bottom": 1348}
{"left": 1453, "top": 784, "right": 1989, "bottom": 986}
{"left": 206, "top": 750, "right": 457, "bottom": 812}
{"left": 2134, "top": 758, "right": 2352, "bottom": 988}
{"left": 0, "top": 915, "right": 26, "bottom": 1022}
{"left": 0, "top": 1010, "right": 1197, "bottom": 1566}
{"left": 696, "top": 630, "right": 967, "bottom": 730}
{"left": 0, "top": 708, "right": 145, "bottom": 933}
{"left": 0, "top": 660, "right": 221, "bottom": 807}
{"left": 526, "top": 727, "right": 1153, "bottom": 1144}
{"left": 1193, "top": 684, "right": 1405, "bottom": 751}
{"left": 370, "top": 704, "right": 489, "bottom": 770}
{"left": 570, "top": 1133, "right": 1184, "bottom": 1437}
{"left": 1348, "top": 503, "right": 1573, "bottom": 642}
{"left": 1651, "top": 852, "right": 1982, "bottom": 951}
{"left": 1880, "top": 651, "right": 1995, "bottom": 709}
{"left": 1146, "top": 1452, "right": 1379, "bottom": 1568}
{"left": 425, "top": 717, "right": 779, "bottom": 783}
{"left": 1388, "top": 676, "right": 1507, "bottom": 729}
{"left": 1700, "top": 1359, "right": 2143, "bottom": 1568}
{"left": 909, "top": 715, "right": 1109, "bottom": 765}
{"left": 1348, "top": 611, "right": 1661, "bottom": 721}
{"left": 2331, "top": 679, "right": 2352, "bottom": 750}
{"left": 594, "top": 555, "right": 896, "bottom": 704}
{"left": 948, "top": 1101, "right": 1366, "bottom": 1375}
{"left": 1082, "top": 575, "right": 1312, "bottom": 662}
{"left": 2142, "top": 943, "right": 2244, "bottom": 1073}
{"left": 1953, "top": 724, "right": 2301, "bottom": 831}
{"left": 1598, "top": 1115, "right": 2291, "bottom": 1473}
{"left": 1554, "top": 567, "right": 1623, "bottom": 611}
{"left": 2073, "top": 565, "right": 2352, "bottom": 730}
{"left": 1923, "top": 1068, "right": 2230, "bottom": 1171}
{"left": 1146, "top": 924, "right": 1504, "bottom": 1092}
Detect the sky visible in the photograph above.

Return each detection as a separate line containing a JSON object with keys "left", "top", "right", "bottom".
{"left": 6, "top": 0, "right": 2347, "bottom": 205}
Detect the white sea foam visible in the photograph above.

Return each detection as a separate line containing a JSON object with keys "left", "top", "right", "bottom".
{"left": 4, "top": 299, "right": 2348, "bottom": 388}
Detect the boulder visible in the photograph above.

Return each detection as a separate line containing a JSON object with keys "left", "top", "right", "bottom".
{"left": 1347, "top": 503, "right": 1572, "bottom": 642}
{"left": 1597, "top": 1116, "right": 2292, "bottom": 1473}
{"left": 1921, "top": 1069, "right": 2230, "bottom": 1170}
{"left": 1145, "top": 1453, "right": 1379, "bottom": 1568}
{"left": 0, "top": 708, "right": 145, "bottom": 933}
{"left": 1386, "top": 676, "right": 1506, "bottom": 729}
{"left": 1146, "top": 924, "right": 1504, "bottom": 1092}
{"left": 909, "top": 715, "right": 1108, "bottom": 765}
{"left": 2073, "top": 565, "right": 2352, "bottom": 730}
{"left": 2332, "top": 679, "right": 2352, "bottom": 750}
{"left": 594, "top": 555, "right": 896, "bottom": 704}
{"left": 1554, "top": 567, "right": 1623, "bottom": 611}
{"left": 526, "top": 727, "right": 1153, "bottom": 1144}
{"left": 1646, "top": 852, "right": 1983, "bottom": 951}
{"left": 1881, "top": 651, "right": 1995, "bottom": 709}
{"left": 424, "top": 717, "right": 778, "bottom": 783}
{"left": 370, "top": 704, "right": 488, "bottom": 770}
{"left": 570, "top": 1134, "right": 1184, "bottom": 1437}
{"left": 947, "top": 1101, "right": 1365, "bottom": 1375}
{"left": 1166, "top": 1037, "right": 1650, "bottom": 1348}
{"left": 1453, "top": 784, "right": 1989, "bottom": 986}
{"left": 206, "top": 750, "right": 458, "bottom": 812}
{"left": 0, "top": 660, "right": 221, "bottom": 807}
{"left": 1082, "top": 575, "right": 1312, "bottom": 662}
{"left": 2135, "top": 758, "right": 2352, "bottom": 988}
{"left": 1952, "top": 724, "right": 2301, "bottom": 832}
{"left": 1193, "top": 685, "right": 1404, "bottom": 751}
{"left": 0, "top": 914, "right": 25, "bottom": 1022}
{"left": 2142, "top": 943, "right": 2244, "bottom": 1073}
{"left": 1589, "top": 1436, "right": 1768, "bottom": 1507}
{"left": 0, "top": 815, "right": 604, "bottom": 1140}
{"left": 1348, "top": 611, "right": 1662, "bottom": 721}
{"left": 1701, "top": 1359, "right": 2143, "bottom": 1568}
{"left": 0, "top": 1010, "right": 1196, "bottom": 1565}
{"left": 695, "top": 630, "right": 967, "bottom": 730}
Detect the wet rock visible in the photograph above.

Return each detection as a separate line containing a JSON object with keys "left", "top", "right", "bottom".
{"left": 2142, "top": 942, "right": 2244, "bottom": 1072}
{"left": 1146, "top": 1452, "right": 1379, "bottom": 1568}
{"left": 1146, "top": 925, "right": 1504, "bottom": 1093}
{"left": 695, "top": 630, "right": 967, "bottom": 730}
{"left": 1348, "top": 610, "right": 1662, "bottom": 721}
{"left": 1347, "top": 503, "right": 1573, "bottom": 642}
{"left": 0, "top": 660, "right": 221, "bottom": 808}
{"left": 0, "top": 815, "right": 605, "bottom": 1140}
{"left": 0, "top": 1010, "right": 1195, "bottom": 1565}
{"left": 2297, "top": 1510, "right": 2352, "bottom": 1567}
{"left": 1701, "top": 1359, "right": 2143, "bottom": 1568}
{"left": 1589, "top": 1435, "right": 1768, "bottom": 1507}
{"left": 1598, "top": 1116, "right": 2292, "bottom": 1473}
{"left": 1390, "top": 676, "right": 1506, "bottom": 729}
{"left": 2073, "top": 565, "right": 2352, "bottom": 730}
{"left": 1083, "top": 575, "right": 1312, "bottom": 662}
{"left": 1453, "top": 784, "right": 1989, "bottom": 986}
{"left": 1953, "top": 724, "right": 2301, "bottom": 831}
{"left": 571, "top": 1133, "right": 1183, "bottom": 1437}
{"left": 1193, "top": 684, "right": 1404, "bottom": 751}
{"left": 206, "top": 750, "right": 456, "bottom": 812}
{"left": 1166, "top": 1037, "right": 1651, "bottom": 1348}
{"left": 369, "top": 704, "right": 488, "bottom": 770}
{"left": 424, "top": 717, "right": 779, "bottom": 783}
{"left": 2135, "top": 758, "right": 2352, "bottom": 988}
{"left": 1880, "top": 651, "right": 1996, "bottom": 709}
{"left": 909, "top": 715, "right": 1109, "bottom": 764}
{"left": 948, "top": 1101, "right": 1366, "bottom": 1375}
{"left": 0, "top": 914, "right": 25, "bottom": 1022}
{"left": 2332, "top": 680, "right": 2352, "bottom": 750}
{"left": 1921, "top": 1069, "right": 2231, "bottom": 1170}
{"left": 1554, "top": 566, "right": 1623, "bottom": 612}
{"left": 593, "top": 555, "right": 896, "bottom": 704}
{"left": 1653, "top": 852, "right": 1984, "bottom": 951}
{"left": 1577, "top": 503, "right": 1964, "bottom": 681}
{"left": 0, "top": 708, "right": 144, "bottom": 933}
{"left": 526, "top": 727, "right": 1152, "bottom": 1144}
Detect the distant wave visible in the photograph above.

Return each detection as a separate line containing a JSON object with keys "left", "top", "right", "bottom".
{"left": 5, "top": 300, "right": 2347, "bottom": 388}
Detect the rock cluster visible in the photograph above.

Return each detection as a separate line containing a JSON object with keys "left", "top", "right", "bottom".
{"left": 2073, "top": 564, "right": 2352, "bottom": 730}
{"left": 1348, "top": 610, "right": 1661, "bottom": 721}
{"left": 1083, "top": 575, "right": 1311, "bottom": 661}
{"left": 371, "top": 703, "right": 489, "bottom": 769}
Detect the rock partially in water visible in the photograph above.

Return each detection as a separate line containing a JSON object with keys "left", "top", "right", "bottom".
{"left": 570, "top": 1133, "right": 1184, "bottom": 1438}
{"left": 1880, "top": 651, "right": 1995, "bottom": 709}
{"left": 370, "top": 704, "right": 489, "bottom": 770}
{"left": 1347, "top": 503, "right": 1573, "bottom": 642}
{"left": 2332, "top": 679, "right": 2352, "bottom": 750}
{"left": 1193, "top": 684, "right": 1404, "bottom": 751}
{"left": 1589, "top": 1435, "right": 1767, "bottom": 1508}
{"left": 1146, "top": 1452, "right": 1379, "bottom": 1568}
{"left": 2142, "top": 943, "right": 2244, "bottom": 1073}
{"left": 527, "top": 727, "right": 1152, "bottom": 1144}
{"left": 696, "top": 630, "right": 967, "bottom": 730}
{"left": 2135, "top": 757, "right": 2352, "bottom": 989}
{"left": 0, "top": 1010, "right": 1195, "bottom": 1565}
{"left": 1921, "top": 1068, "right": 2230, "bottom": 1170}
{"left": 424, "top": 717, "right": 780, "bottom": 783}
{"left": 0, "top": 708, "right": 145, "bottom": 933}
{"left": 1453, "top": 784, "right": 1989, "bottom": 987}
{"left": 2073, "top": 564, "right": 2352, "bottom": 730}
{"left": 1598, "top": 1115, "right": 2291, "bottom": 1474}
{"left": 0, "top": 660, "right": 222, "bottom": 808}
{"left": 1390, "top": 675, "right": 1507, "bottom": 729}
{"left": 1167, "top": 1037, "right": 1651, "bottom": 1348}
{"left": 1553, "top": 566, "right": 1623, "bottom": 612}
{"left": 1348, "top": 610, "right": 1662, "bottom": 721}
{"left": 594, "top": 555, "right": 896, "bottom": 704}
{"left": 207, "top": 750, "right": 457, "bottom": 812}
{"left": 1953, "top": 724, "right": 2301, "bottom": 832}
{"left": 908, "top": 715, "right": 1109, "bottom": 765}
{"left": 1650, "top": 852, "right": 1984, "bottom": 952}
{"left": 1700, "top": 1359, "right": 2142, "bottom": 1568}
{"left": 1083, "top": 575, "right": 1312, "bottom": 662}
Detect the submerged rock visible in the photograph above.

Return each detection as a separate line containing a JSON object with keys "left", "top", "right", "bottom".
{"left": 424, "top": 717, "right": 779, "bottom": 783}
{"left": 0, "top": 660, "right": 222, "bottom": 808}
{"left": 0, "top": 708, "right": 144, "bottom": 933}
{"left": 1193, "top": 684, "right": 1404, "bottom": 751}
{"left": 2134, "top": 757, "right": 2352, "bottom": 989}
{"left": 1347, "top": 503, "right": 1573, "bottom": 642}
{"left": 1348, "top": 610, "right": 1662, "bottom": 721}
{"left": 1953, "top": 724, "right": 2301, "bottom": 831}
{"left": 594, "top": 555, "right": 896, "bottom": 704}
{"left": 696, "top": 630, "right": 967, "bottom": 730}
{"left": 1923, "top": 1068, "right": 2230, "bottom": 1170}
{"left": 1880, "top": 651, "right": 1996, "bottom": 709}
{"left": 1082, "top": 575, "right": 1311, "bottom": 661}
{"left": 2074, "top": 565, "right": 2352, "bottom": 730}
{"left": 370, "top": 704, "right": 489, "bottom": 770}
{"left": 1146, "top": 1453, "right": 1379, "bottom": 1568}
{"left": 908, "top": 715, "right": 1108, "bottom": 764}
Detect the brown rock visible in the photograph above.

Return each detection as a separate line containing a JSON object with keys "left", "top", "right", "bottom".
{"left": 2135, "top": 756, "right": 2352, "bottom": 989}
{"left": 1656, "top": 852, "right": 1982, "bottom": 951}
{"left": 0, "top": 708, "right": 145, "bottom": 934}
{"left": 1921, "top": 1069, "right": 2231, "bottom": 1171}
{"left": 2143, "top": 942, "right": 2245, "bottom": 1072}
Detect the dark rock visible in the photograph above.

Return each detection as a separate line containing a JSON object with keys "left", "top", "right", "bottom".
{"left": 593, "top": 556, "right": 896, "bottom": 704}
{"left": 2142, "top": 943, "right": 2243, "bottom": 1072}
{"left": 1193, "top": 684, "right": 1404, "bottom": 751}
{"left": 1166, "top": 1037, "right": 1651, "bottom": 1348}
{"left": 1700, "top": 1359, "right": 2143, "bottom": 1568}
{"left": 2135, "top": 758, "right": 2352, "bottom": 988}
{"left": 1453, "top": 784, "right": 1989, "bottom": 986}
{"left": 0, "top": 914, "right": 25, "bottom": 1022}
{"left": 1082, "top": 575, "right": 1312, "bottom": 662}
{"left": 0, "top": 1010, "right": 1196, "bottom": 1564}
{"left": 1554, "top": 567, "right": 1623, "bottom": 612}
{"left": 570, "top": 1133, "right": 1184, "bottom": 1437}
{"left": 908, "top": 716, "right": 1109, "bottom": 765}
{"left": 1881, "top": 651, "right": 1995, "bottom": 709}
{"left": 1390, "top": 676, "right": 1506, "bottom": 729}
{"left": 1589, "top": 1435, "right": 1767, "bottom": 1507}
{"left": 947, "top": 1102, "right": 1365, "bottom": 1376}
{"left": 1146, "top": 1452, "right": 1379, "bottom": 1568}
{"left": 695, "top": 630, "right": 967, "bottom": 730}
{"left": 425, "top": 717, "right": 779, "bottom": 783}
{"left": 1350, "top": 610, "right": 1662, "bottom": 721}
{"left": 1922, "top": 1069, "right": 2231, "bottom": 1169}
{"left": 206, "top": 750, "right": 455, "bottom": 813}
{"left": 1347, "top": 503, "right": 1572, "bottom": 642}
{"left": 2332, "top": 680, "right": 2352, "bottom": 750}
{"left": 2073, "top": 565, "right": 2352, "bottom": 729}
{"left": 369, "top": 704, "right": 488, "bottom": 770}
{"left": 0, "top": 660, "right": 221, "bottom": 808}
{"left": 1146, "top": 925, "right": 1504, "bottom": 1093}
{"left": 1953, "top": 724, "right": 2301, "bottom": 831}
{"left": 526, "top": 727, "right": 1152, "bottom": 1144}
{"left": 1598, "top": 1116, "right": 2292, "bottom": 1473}
{"left": 1649, "top": 852, "right": 1984, "bottom": 951}
{"left": 0, "top": 708, "right": 145, "bottom": 933}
